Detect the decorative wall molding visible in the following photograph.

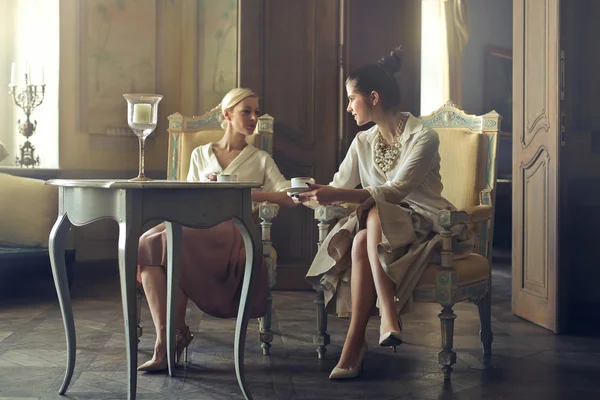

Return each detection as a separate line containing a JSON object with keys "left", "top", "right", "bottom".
{"left": 78, "top": 0, "right": 160, "bottom": 136}
{"left": 522, "top": 0, "right": 551, "bottom": 148}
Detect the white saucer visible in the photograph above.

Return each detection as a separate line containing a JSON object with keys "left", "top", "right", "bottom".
{"left": 284, "top": 186, "right": 312, "bottom": 194}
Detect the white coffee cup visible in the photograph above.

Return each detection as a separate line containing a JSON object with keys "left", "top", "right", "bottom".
{"left": 217, "top": 173, "right": 238, "bottom": 182}
{"left": 291, "top": 177, "right": 315, "bottom": 188}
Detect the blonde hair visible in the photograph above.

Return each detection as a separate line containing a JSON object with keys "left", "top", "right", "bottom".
{"left": 218, "top": 88, "right": 259, "bottom": 129}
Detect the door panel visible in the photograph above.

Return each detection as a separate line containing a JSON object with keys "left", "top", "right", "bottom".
{"left": 512, "top": 0, "right": 560, "bottom": 331}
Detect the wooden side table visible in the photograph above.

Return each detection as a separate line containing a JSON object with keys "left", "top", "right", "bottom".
{"left": 46, "top": 179, "right": 262, "bottom": 400}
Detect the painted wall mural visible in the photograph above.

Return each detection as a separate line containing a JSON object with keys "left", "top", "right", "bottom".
{"left": 78, "top": 0, "right": 238, "bottom": 134}
{"left": 79, "top": 0, "right": 157, "bottom": 136}
{"left": 198, "top": 0, "right": 237, "bottom": 112}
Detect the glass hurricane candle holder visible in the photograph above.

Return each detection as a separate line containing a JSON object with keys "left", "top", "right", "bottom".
{"left": 123, "top": 93, "right": 163, "bottom": 181}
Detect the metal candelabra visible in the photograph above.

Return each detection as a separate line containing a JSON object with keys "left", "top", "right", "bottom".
{"left": 8, "top": 73, "right": 46, "bottom": 167}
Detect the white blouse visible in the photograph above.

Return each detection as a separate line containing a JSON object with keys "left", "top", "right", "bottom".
{"left": 187, "top": 143, "right": 290, "bottom": 193}
{"left": 330, "top": 113, "right": 454, "bottom": 222}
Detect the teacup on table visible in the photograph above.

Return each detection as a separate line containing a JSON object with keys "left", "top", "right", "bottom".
{"left": 217, "top": 173, "right": 238, "bottom": 182}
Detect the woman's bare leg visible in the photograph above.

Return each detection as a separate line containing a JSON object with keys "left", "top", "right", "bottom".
{"left": 177, "top": 289, "right": 188, "bottom": 331}
{"left": 365, "top": 206, "right": 402, "bottom": 338}
{"left": 336, "top": 230, "right": 377, "bottom": 369}
{"left": 140, "top": 266, "right": 189, "bottom": 361}
{"left": 140, "top": 266, "right": 168, "bottom": 360}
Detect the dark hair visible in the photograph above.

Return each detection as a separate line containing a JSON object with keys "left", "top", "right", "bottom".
{"left": 346, "top": 46, "right": 403, "bottom": 111}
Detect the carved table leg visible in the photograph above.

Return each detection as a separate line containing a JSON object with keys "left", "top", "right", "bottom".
{"left": 49, "top": 213, "right": 74, "bottom": 395}
{"left": 165, "top": 222, "right": 183, "bottom": 376}
{"left": 233, "top": 215, "right": 262, "bottom": 400}
{"left": 117, "top": 217, "right": 142, "bottom": 400}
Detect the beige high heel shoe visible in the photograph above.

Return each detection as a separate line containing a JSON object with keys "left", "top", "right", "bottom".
{"left": 329, "top": 342, "right": 368, "bottom": 380}
{"left": 137, "top": 355, "right": 167, "bottom": 372}
{"left": 175, "top": 326, "right": 194, "bottom": 364}
{"left": 379, "top": 319, "right": 404, "bottom": 353}
{"left": 138, "top": 326, "right": 194, "bottom": 372}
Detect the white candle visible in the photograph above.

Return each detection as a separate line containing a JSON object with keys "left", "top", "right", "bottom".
{"left": 132, "top": 103, "right": 152, "bottom": 124}
{"left": 10, "top": 62, "right": 15, "bottom": 86}
{"left": 41, "top": 66, "right": 45, "bottom": 85}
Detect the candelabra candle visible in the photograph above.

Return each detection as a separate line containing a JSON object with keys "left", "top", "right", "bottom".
{"left": 123, "top": 93, "right": 163, "bottom": 181}
{"left": 8, "top": 79, "right": 46, "bottom": 167}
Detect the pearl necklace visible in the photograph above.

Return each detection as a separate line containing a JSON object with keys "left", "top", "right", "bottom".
{"left": 374, "top": 113, "right": 408, "bottom": 172}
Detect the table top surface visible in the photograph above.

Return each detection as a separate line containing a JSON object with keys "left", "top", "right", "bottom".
{"left": 46, "top": 179, "right": 261, "bottom": 189}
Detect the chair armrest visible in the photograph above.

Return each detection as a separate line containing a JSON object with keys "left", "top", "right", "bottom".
{"left": 314, "top": 204, "right": 349, "bottom": 222}
{"left": 461, "top": 205, "right": 493, "bottom": 222}
{"left": 258, "top": 201, "right": 280, "bottom": 221}
{"left": 438, "top": 204, "right": 493, "bottom": 229}
{"left": 313, "top": 204, "right": 354, "bottom": 247}
{"left": 437, "top": 209, "right": 470, "bottom": 229}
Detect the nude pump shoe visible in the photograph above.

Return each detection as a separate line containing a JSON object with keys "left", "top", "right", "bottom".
{"left": 329, "top": 342, "right": 368, "bottom": 380}
{"left": 138, "top": 326, "right": 193, "bottom": 372}
{"left": 137, "top": 356, "right": 168, "bottom": 372}
{"left": 379, "top": 319, "right": 404, "bottom": 353}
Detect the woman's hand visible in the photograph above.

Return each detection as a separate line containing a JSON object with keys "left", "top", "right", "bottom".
{"left": 298, "top": 183, "right": 340, "bottom": 205}
{"left": 288, "top": 192, "right": 305, "bottom": 205}
{"left": 205, "top": 173, "right": 217, "bottom": 182}
{"left": 255, "top": 190, "right": 298, "bottom": 208}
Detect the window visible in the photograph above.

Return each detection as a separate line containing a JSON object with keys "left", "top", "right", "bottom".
{"left": 420, "top": 0, "right": 449, "bottom": 116}
{"left": 0, "top": 0, "right": 59, "bottom": 168}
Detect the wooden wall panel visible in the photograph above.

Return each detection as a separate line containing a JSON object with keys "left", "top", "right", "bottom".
{"left": 340, "top": 0, "right": 421, "bottom": 157}
{"left": 239, "top": 0, "right": 340, "bottom": 276}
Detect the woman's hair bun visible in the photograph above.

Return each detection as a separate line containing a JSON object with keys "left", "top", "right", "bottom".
{"left": 377, "top": 46, "right": 403, "bottom": 76}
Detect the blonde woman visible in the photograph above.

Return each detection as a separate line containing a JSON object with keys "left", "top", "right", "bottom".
{"left": 137, "top": 88, "right": 295, "bottom": 372}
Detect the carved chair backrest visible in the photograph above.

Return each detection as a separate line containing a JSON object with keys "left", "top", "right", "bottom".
{"left": 420, "top": 101, "right": 501, "bottom": 258}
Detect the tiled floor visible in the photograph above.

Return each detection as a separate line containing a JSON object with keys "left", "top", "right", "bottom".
{"left": 1, "top": 254, "right": 599, "bottom": 399}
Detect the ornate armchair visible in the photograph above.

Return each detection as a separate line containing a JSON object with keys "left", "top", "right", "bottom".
{"left": 136, "top": 106, "right": 280, "bottom": 355}
{"left": 312, "top": 102, "right": 501, "bottom": 380}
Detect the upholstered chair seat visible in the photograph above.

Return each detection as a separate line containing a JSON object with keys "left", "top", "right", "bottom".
{"left": 415, "top": 254, "right": 490, "bottom": 302}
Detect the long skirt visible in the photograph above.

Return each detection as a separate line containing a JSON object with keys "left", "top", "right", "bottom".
{"left": 137, "top": 221, "right": 269, "bottom": 319}
{"left": 306, "top": 198, "right": 473, "bottom": 318}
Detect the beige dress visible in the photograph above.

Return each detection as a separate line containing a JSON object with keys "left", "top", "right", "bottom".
{"left": 306, "top": 114, "right": 473, "bottom": 317}
{"left": 138, "top": 143, "right": 290, "bottom": 319}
